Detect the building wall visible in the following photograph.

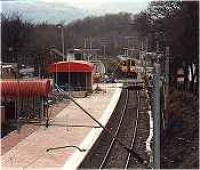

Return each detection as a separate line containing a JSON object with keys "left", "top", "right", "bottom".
{"left": 54, "top": 72, "right": 92, "bottom": 91}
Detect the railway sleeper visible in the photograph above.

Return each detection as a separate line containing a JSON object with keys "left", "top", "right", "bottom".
{"left": 126, "top": 106, "right": 137, "bottom": 110}
{"left": 123, "top": 86, "right": 144, "bottom": 91}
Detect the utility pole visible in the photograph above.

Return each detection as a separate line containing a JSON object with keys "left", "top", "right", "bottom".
{"left": 84, "top": 38, "right": 87, "bottom": 49}
{"left": 103, "top": 45, "right": 106, "bottom": 58}
{"left": 39, "top": 65, "right": 41, "bottom": 79}
{"left": 141, "top": 39, "right": 146, "bottom": 75}
{"left": 55, "top": 54, "right": 58, "bottom": 85}
{"left": 145, "top": 37, "right": 148, "bottom": 52}
{"left": 84, "top": 38, "right": 87, "bottom": 60}
{"left": 89, "top": 38, "right": 93, "bottom": 49}
{"left": 61, "top": 27, "right": 65, "bottom": 61}
{"left": 165, "top": 47, "right": 170, "bottom": 88}
{"left": 153, "top": 63, "right": 160, "bottom": 169}
{"left": 163, "top": 46, "right": 170, "bottom": 129}
{"left": 142, "top": 39, "right": 144, "bottom": 51}
{"left": 55, "top": 26, "right": 70, "bottom": 95}
{"left": 56, "top": 24, "right": 65, "bottom": 61}
{"left": 127, "top": 39, "right": 130, "bottom": 56}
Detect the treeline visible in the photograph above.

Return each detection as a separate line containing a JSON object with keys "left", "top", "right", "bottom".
{"left": 1, "top": 14, "right": 60, "bottom": 74}
{"left": 133, "top": 1, "right": 199, "bottom": 93}
{"left": 64, "top": 13, "right": 139, "bottom": 55}
{"left": 1, "top": 12, "right": 138, "bottom": 74}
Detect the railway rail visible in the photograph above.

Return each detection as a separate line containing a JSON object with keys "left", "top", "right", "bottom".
{"left": 80, "top": 87, "right": 148, "bottom": 169}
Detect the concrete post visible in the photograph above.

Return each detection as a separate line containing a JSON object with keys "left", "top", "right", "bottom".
{"left": 163, "top": 47, "right": 170, "bottom": 129}
{"left": 16, "top": 80, "right": 20, "bottom": 132}
{"left": 40, "top": 97, "right": 44, "bottom": 120}
{"left": 165, "top": 47, "right": 169, "bottom": 96}
{"left": 153, "top": 63, "right": 160, "bottom": 169}
{"left": 39, "top": 65, "right": 41, "bottom": 79}
{"left": 61, "top": 27, "right": 65, "bottom": 61}
{"left": 55, "top": 55, "right": 58, "bottom": 85}
{"left": 103, "top": 45, "right": 106, "bottom": 57}
{"left": 16, "top": 96, "right": 20, "bottom": 133}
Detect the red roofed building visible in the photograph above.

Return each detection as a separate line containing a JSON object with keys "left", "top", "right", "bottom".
{"left": 48, "top": 61, "right": 96, "bottom": 91}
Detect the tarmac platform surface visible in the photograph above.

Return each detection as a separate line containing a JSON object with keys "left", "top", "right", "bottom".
{"left": 1, "top": 83, "right": 122, "bottom": 170}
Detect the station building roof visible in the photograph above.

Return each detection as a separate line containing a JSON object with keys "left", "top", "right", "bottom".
{"left": 48, "top": 60, "right": 95, "bottom": 73}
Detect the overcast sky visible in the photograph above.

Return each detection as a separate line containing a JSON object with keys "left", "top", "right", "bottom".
{"left": 1, "top": 0, "right": 150, "bottom": 24}
{"left": 41, "top": 0, "right": 149, "bottom": 9}
{"left": 5, "top": 0, "right": 149, "bottom": 8}
{"left": 3, "top": 0, "right": 149, "bottom": 10}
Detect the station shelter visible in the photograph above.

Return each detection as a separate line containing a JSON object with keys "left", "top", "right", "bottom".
{"left": 48, "top": 61, "right": 95, "bottom": 91}
{"left": 0, "top": 79, "right": 50, "bottom": 137}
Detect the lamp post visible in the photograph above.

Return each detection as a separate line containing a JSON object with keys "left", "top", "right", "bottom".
{"left": 56, "top": 25, "right": 71, "bottom": 95}
{"left": 56, "top": 24, "right": 65, "bottom": 61}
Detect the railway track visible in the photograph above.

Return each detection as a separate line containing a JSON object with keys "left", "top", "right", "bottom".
{"left": 80, "top": 88, "right": 148, "bottom": 169}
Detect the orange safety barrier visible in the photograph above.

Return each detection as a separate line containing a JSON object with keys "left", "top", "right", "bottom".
{"left": 0, "top": 79, "right": 51, "bottom": 98}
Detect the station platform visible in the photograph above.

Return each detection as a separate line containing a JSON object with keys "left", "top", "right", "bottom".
{"left": 1, "top": 83, "right": 122, "bottom": 170}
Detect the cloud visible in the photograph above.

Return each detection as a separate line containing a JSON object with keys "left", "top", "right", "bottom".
{"left": 1, "top": 0, "right": 149, "bottom": 24}
{"left": 37, "top": 0, "right": 148, "bottom": 9}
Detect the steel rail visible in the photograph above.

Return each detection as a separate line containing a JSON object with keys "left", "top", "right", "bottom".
{"left": 98, "top": 89, "right": 129, "bottom": 169}
{"left": 48, "top": 85, "right": 141, "bottom": 155}
{"left": 51, "top": 84, "right": 146, "bottom": 165}
{"left": 99, "top": 89, "right": 142, "bottom": 169}
{"left": 125, "top": 90, "right": 140, "bottom": 169}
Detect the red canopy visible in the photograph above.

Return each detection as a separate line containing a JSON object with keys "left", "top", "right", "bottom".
{"left": 48, "top": 61, "right": 95, "bottom": 73}
{"left": 1, "top": 79, "right": 51, "bottom": 98}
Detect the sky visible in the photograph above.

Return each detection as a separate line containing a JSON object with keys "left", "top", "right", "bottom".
{"left": 5, "top": 0, "right": 149, "bottom": 10}
{"left": 42, "top": 0, "right": 148, "bottom": 9}
{"left": 1, "top": 0, "right": 150, "bottom": 24}
{"left": 3, "top": 0, "right": 149, "bottom": 8}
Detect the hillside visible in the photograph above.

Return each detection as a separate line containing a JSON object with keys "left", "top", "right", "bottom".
{"left": 64, "top": 13, "right": 140, "bottom": 56}
{"left": 1, "top": 12, "right": 140, "bottom": 68}
{"left": 161, "top": 89, "right": 199, "bottom": 168}
{"left": 1, "top": 1, "right": 148, "bottom": 24}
